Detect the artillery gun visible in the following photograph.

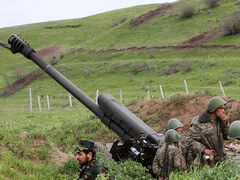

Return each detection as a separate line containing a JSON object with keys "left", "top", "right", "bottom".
{"left": 0, "top": 34, "right": 163, "bottom": 175}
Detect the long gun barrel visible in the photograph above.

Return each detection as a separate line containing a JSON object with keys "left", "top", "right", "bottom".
{"left": 1, "top": 34, "right": 161, "bottom": 144}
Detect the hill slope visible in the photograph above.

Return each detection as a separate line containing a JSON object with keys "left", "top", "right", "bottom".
{"left": 0, "top": 0, "right": 240, "bottom": 100}
{"left": 0, "top": 0, "right": 240, "bottom": 178}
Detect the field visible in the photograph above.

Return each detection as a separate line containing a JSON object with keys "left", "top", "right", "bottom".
{"left": 0, "top": 0, "right": 240, "bottom": 179}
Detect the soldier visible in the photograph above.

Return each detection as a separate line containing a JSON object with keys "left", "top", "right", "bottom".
{"left": 159, "top": 117, "right": 198, "bottom": 168}
{"left": 187, "top": 96, "right": 229, "bottom": 167}
{"left": 75, "top": 139, "right": 112, "bottom": 180}
{"left": 228, "top": 120, "right": 240, "bottom": 140}
{"left": 179, "top": 116, "right": 199, "bottom": 168}
{"left": 159, "top": 118, "right": 184, "bottom": 146}
{"left": 152, "top": 129, "right": 187, "bottom": 179}
{"left": 190, "top": 116, "right": 199, "bottom": 127}
{"left": 226, "top": 120, "right": 240, "bottom": 164}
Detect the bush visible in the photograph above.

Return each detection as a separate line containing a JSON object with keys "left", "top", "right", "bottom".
{"left": 180, "top": 4, "right": 195, "bottom": 19}
{"left": 204, "top": 0, "right": 220, "bottom": 8}
{"left": 58, "top": 157, "right": 79, "bottom": 179}
{"left": 169, "top": 90, "right": 211, "bottom": 104}
{"left": 96, "top": 151, "right": 154, "bottom": 180}
{"left": 59, "top": 151, "right": 153, "bottom": 179}
{"left": 171, "top": 158, "right": 240, "bottom": 179}
{"left": 223, "top": 11, "right": 240, "bottom": 36}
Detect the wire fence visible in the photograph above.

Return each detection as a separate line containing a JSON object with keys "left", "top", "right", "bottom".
{"left": 25, "top": 79, "right": 227, "bottom": 113}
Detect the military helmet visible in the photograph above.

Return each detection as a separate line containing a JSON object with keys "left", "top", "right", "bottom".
{"left": 167, "top": 118, "right": 183, "bottom": 130}
{"left": 165, "top": 129, "right": 181, "bottom": 144}
{"left": 228, "top": 120, "right": 240, "bottom": 139}
{"left": 190, "top": 116, "right": 199, "bottom": 127}
{"left": 75, "top": 139, "right": 94, "bottom": 154}
{"left": 208, "top": 96, "right": 227, "bottom": 113}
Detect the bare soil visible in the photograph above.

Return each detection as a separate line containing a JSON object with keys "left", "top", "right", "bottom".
{"left": 36, "top": 45, "right": 65, "bottom": 59}
{"left": 179, "top": 27, "right": 224, "bottom": 46}
{"left": 131, "top": 4, "right": 174, "bottom": 27}
{"left": 50, "top": 143, "right": 74, "bottom": 167}
{"left": 128, "top": 96, "right": 240, "bottom": 134}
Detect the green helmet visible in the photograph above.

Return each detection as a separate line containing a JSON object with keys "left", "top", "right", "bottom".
{"left": 165, "top": 129, "right": 181, "bottom": 144}
{"left": 167, "top": 118, "right": 183, "bottom": 130}
{"left": 208, "top": 96, "right": 227, "bottom": 113}
{"left": 228, "top": 120, "right": 240, "bottom": 139}
{"left": 190, "top": 116, "right": 199, "bottom": 127}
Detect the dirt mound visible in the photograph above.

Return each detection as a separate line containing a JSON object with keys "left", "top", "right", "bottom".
{"left": 128, "top": 96, "right": 240, "bottom": 134}
{"left": 179, "top": 27, "right": 223, "bottom": 46}
{"left": 50, "top": 143, "right": 73, "bottom": 167}
{"left": 131, "top": 4, "right": 174, "bottom": 27}
{"left": 37, "top": 45, "right": 65, "bottom": 59}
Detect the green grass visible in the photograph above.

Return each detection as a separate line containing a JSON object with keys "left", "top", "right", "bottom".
{"left": 0, "top": 0, "right": 240, "bottom": 178}
{"left": 171, "top": 158, "right": 240, "bottom": 179}
{"left": 0, "top": 151, "right": 65, "bottom": 179}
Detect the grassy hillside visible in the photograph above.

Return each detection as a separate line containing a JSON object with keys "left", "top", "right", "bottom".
{"left": 0, "top": 0, "right": 240, "bottom": 179}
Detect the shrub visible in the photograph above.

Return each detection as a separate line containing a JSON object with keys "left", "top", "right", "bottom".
{"left": 205, "top": 0, "right": 220, "bottom": 8}
{"left": 58, "top": 157, "right": 79, "bottom": 179}
{"left": 171, "top": 158, "right": 240, "bottom": 179}
{"left": 223, "top": 11, "right": 240, "bottom": 36}
{"left": 161, "top": 61, "right": 192, "bottom": 75}
{"left": 180, "top": 4, "right": 195, "bottom": 19}
{"left": 169, "top": 90, "right": 211, "bottom": 104}
{"left": 108, "top": 160, "right": 153, "bottom": 180}
{"left": 59, "top": 151, "right": 154, "bottom": 179}
{"left": 96, "top": 151, "right": 153, "bottom": 180}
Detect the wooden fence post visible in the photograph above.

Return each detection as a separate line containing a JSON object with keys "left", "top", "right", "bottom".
{"left": 159, "top": 85, "right": 164, "bottom": 98}
{"left": 184, "top": 79, "right": 189, "bottom": 94}
{"left": 69, "top": 93, "right": 72, "bottom": 107}
{"left": 46, "top": 95, "right": 50, "bottom": 111}
{"left": 219, "top": 81, "right": 226, "bottom": 97}
{"left": 38, "top": 96, "right": 42, "bottom": 112}
{"left": 29, "top": 88, "right": 32, "bottom": 113}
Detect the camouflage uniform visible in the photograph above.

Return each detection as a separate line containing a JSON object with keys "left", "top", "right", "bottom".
{"left": 179, "top": 134, "right": 198, "bottom": 168}
{"left": 78, "top": 158, "right": 111, "bottom": 180}
{"left": 160, "top": 134, "right": 198, "bottom": 168}
{"left": 152, "top": 142, "right": 187, "bottom": 178}
{"left": 158, "top": 134, "right": 165, "bottom": 147}
{"left": 187, "top": 110, "right": 229, "bottom": 166}
{"left": 75, "top": 140, "right": 112, "bottom": 180}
